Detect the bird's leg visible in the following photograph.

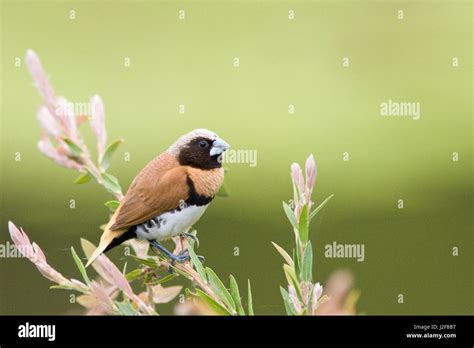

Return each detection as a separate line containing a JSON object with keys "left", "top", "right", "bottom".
{"left": 149, "top": 240, "right": 190, "bottom": 263}
{"left": 178, "top": 232, "right": 205, "bottom": 263}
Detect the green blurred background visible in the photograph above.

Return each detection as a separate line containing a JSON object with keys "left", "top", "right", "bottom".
{"left": 0, "top": 0, "right": 472, "bottom": 315}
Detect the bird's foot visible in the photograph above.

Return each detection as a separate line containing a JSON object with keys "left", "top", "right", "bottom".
{"left": 149, "top": 240, "right": 205, "bottom": 275}
{"left": 149, "top": 240, "right": 190, "bottom": 263}
{"left": 176, "top": 249, "right": 205, "bottom": 263}
{"left": 181, "top": 232, "right": 199, "bottom": 247}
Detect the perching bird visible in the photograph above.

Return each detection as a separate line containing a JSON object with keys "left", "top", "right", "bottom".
{"left": 86, "top": 129, "right": 230, "bottom": 267}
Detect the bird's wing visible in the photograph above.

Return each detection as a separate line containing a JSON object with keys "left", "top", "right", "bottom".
{"left": 85, "top": 153, "right": 191, "bottom": 267}
{"left": 110, "top": 155, "right": 190, "bottom": 230}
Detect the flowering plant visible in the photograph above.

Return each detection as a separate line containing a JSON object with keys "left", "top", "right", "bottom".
{"left": 7, "top": 49, "right": 358, "bottom": 315}
{"left": 8, "top": 49, "right": 253, "bottom": 315}
{"left": 272, "top": 155, "right": 334, "bottom": 315}
{"left": 26, "top": 49, "right": 124, "bottom": 201}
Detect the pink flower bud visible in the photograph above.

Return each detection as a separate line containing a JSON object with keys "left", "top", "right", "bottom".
{"left": 313, "top": 282, "right": 323, "bottom": 300}
{"left": 97, "top": 254, "right": 154, "bottom": 314}
{"left": 294, "top": 204, "right": 303, "bottom": 223}
{"left": 288, "top": 285, "right": 302, "bottom": 313}
{"left": 32, "top": 242, "right": 46, "bottom": 263}
{"left": 305, "top": 154, "right": 317, "bottom": 193}
{"left": 36, "top": 263, "right": 71, "bottom": 285}
{"left": 25, "top": 49, "right": 57, "bottom": 116}
{"left": 291, "top": 163, "right": 304, "bottom": 195}
{"left": 8, "top": 221, "right": 71, "bottom": 286}
{"left": 305, "top": 154, "right": 317, "bottom": 207}
{"left": 90, "top": 95, "right": 107, "bottom": 157}
{"left": 56, "top": 97, "right": 78, "bottom": 141}
{"left": 37, "top": 137, "right": 82, "bottom": 170}
{"left": 291, "top": 163, "right": 305, "bottom": 216}
{"left": 89, "top": 281, "right": 115, "bottom": 314}
{"left": 37, "top": 106, "right": 60, "bottom": 137}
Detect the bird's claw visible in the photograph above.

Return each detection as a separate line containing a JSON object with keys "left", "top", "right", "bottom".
{"left": 181, "top": 232, "right": 199, "bottom": 248}
{"left": 176, "top": 249, "right": 205, "bottom": 263}
{"left": 150, "top": 240, "right": 189, "bottom": 263}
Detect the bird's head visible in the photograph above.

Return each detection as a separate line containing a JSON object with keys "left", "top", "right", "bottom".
{"left": 168, "top": 129, "right": 230, "bottom": 169}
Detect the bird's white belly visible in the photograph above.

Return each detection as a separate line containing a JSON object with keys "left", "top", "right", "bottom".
{"left": 134, "top": 204, "right": 208, "bottom": 241}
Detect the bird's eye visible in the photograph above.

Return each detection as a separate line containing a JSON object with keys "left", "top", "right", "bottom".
{"left": 198, "top": 140, "right": 209, "bottom": 148}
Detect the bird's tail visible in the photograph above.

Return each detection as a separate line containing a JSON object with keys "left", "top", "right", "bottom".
{"left": 85, "top": 231, "right": 116, "bottom": 267}
{"left": 85, "top": 210, "right": 125, "bottom": 267}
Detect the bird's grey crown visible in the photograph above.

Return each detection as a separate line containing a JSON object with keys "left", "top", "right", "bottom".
{"left": 167, "top": 129, "right": 218, "bottom": 155}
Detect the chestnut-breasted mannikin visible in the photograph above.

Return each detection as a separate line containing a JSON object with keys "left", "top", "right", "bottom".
{"left": 86, "top": 129, "right": 230, "bottom": 267}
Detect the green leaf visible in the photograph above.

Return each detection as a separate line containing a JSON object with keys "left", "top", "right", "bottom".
{"left": 146, "top": 273, "right": 176, "bottom": 286}
{"left": 298, "top": 204, "right": 309, "bottom": 244}
{"left": 195, "top": 289, "right": 231, "bottom": 315}
{"left": 206, "top": 267, "right": 236, "bottom": 313}
{"left": 216, "top": 183, "right": 230, "bottom": 197}
{"left": 83, "top": 166, "right": 101, "bottom": 182}
{"left": 166, "top": 263, "right": 191, "bottom": 279}
{"left": 125, "top": 269, "right": 143, "bottom": 282}
{"left": 283, "top": 264, "right": 302, "bottom": 302}
{"left": 122, "top": 262, "right": 128, "bottom": 276}
{"left": 302, "top": 241, "right": 313, "bottom": 283}
{"left": 143, "top": 272, "right": 152, "bottom": 284}
{"left": 188, "top": 244, "right": 207, "bottom": 283}
{"left": 104, "top": 200, "right": 120, "bottom": 212}
{"left": 310, "top": 194, "right": 335, "bottom": 221}
{"left": 247, "top": 279, "right": 254, "bottom": 316}
{"left": 62, "top": 137, "right": 83, "bottom": 157}
{"left": 80, "top": 238, "right": 96, "bottom": 261}
{"left": 114, "top": 301, "right": 137, "bottom": 315}
{"left": 282, "top": 201, "right": 297, "bottom": 230}
{"left": 293, "top": 248, "right": 300, "bottom": 279}
{"left": 271, "top": 241, "right": 294, "bottom": 268}
{"left": 295, "top": 237, "right": 303, "bottom": 280}
{"left": 229, "top": 275, "right": 245, "bottom": 315}
{"left": 283, "top": 264, "right": 298, "bottom": 288}
{"left": 50, "top": 285, "right": 73, "bottom": 291}
{"left": 102, "top": 172, "right": 123, "bottom": 195}
{"left": 71, "top": 246, "right": 91, "bottom": 285}
{"left": 280, "top": 287, "right": 296, "bottom": 315}
{"left": 128, "top": 255, "right": 158, "bottom": 268}
{"left": 100, "top": 139, "right": 124, "bottom": 171}
{"left": 74, "top": 173, "right": 92, "bottom": 184}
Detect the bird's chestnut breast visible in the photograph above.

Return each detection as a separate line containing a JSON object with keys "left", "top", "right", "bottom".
{"left": 186, "top": 167, "right": 224, "bottom": 199}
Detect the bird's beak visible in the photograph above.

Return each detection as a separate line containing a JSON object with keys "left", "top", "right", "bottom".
{"left": 210, "top": 137, "right": 230, "bottom": 156}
